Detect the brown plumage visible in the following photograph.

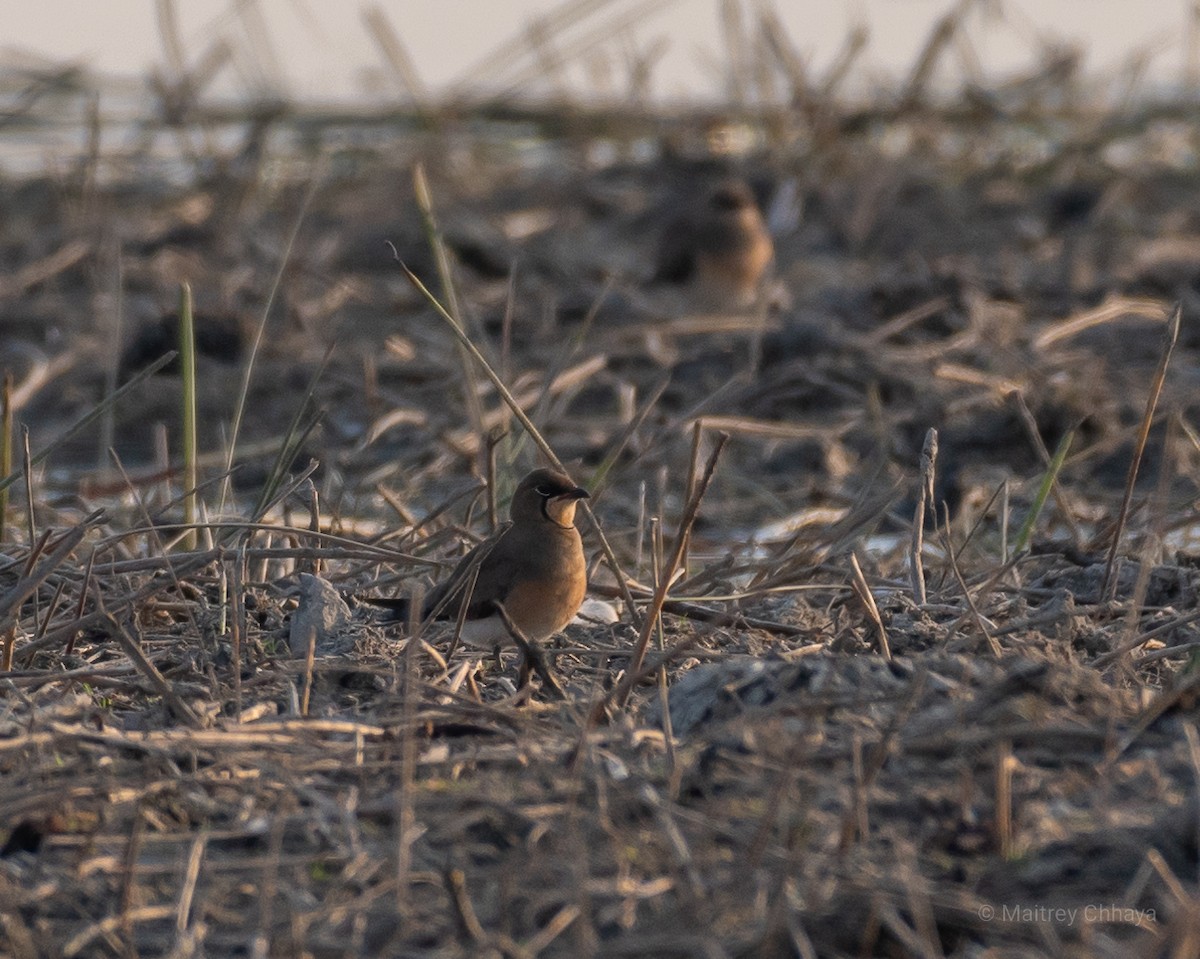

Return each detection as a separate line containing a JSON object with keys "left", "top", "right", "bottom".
{"left": 652, "top": 178, "right": 775, "bottom": 308}
{"left": 365, "top": 468, "right": 590, "bottom": 651}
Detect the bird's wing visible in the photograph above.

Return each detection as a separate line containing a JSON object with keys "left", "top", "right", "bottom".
{"left": 424, "top": 524, "right": 517, "bottom": 620}
{"left": 651, "top": 212, "right": 696, "bottom": 284}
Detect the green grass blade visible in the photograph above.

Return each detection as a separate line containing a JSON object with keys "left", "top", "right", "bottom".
{"left": 1012, "top": 428, "right": 1074, "bottom": 556}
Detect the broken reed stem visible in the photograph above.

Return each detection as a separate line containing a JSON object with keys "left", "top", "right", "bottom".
{"left": 994, "top": 740, "right": 1015, "bottom": 859}
{"left": 447, "top": 565, "right": 479, "bottom": 660}
{"left": 609, "top": 431, "right": 729, "bottom": 712}
{"left": 910, "top": 427, "right": 937, "bottom": 605}
{"left": 396, "top": 582, "right": 421, "bottom": 915}
{"left": 306, "top": 481, "right": 321, "bottom": 576}
{"left": 19, "top": 425, "right": 35, "bottom": 555}
{"left": 300, "top": 621, "right": 317, "bottom": 717}
{"left": 650, "top": 517, "right": 675, "bottom": 768}
{"left": 1102, "top": 302, "right": 1181, "bottom": 599}
{"left": 849, "top": 552, "right": 891, "bottom": 660}
{"left": 680, "top": 420, "right": 704, "bottom": 575}
{"left": 1000, "top": 479, "right": 1010, "bottom": 564}
{"left": 485, "top": 426, "right": 505, "bottom": 531}
{"left": 179, "top": 281, "right": 198, "bottom": 552}
{"left": 837, "top": 668, "right": 927, "bottom": 851}
{"left": 231, "top": 548, "right": 245, "bottom": 719}
{"left": 900, "top": 7, "right": 959, "bottom": 108}
{"left": 62, "top": 547, "right": 97, "bottom": 660}
{"left": 105, "top": 447, "right": 204, "bottom": 642}
{"left": 1119, "top": 410, "right": 1179, "bottom": 654}
{"left": 399, "top": 261, "right": 642, "bottom": 628}
{"left": 445, "top": 867, "right": 487, "bottom": 944}
{"left": 0, "top": 373, "right": 9, "bottom": 544}
{"left": 839, "top": 733, "right": 867, "bottom": 850}
{"left": 174, "top": 833, "right": 206, "bottom": 938}
{"left": 940, "top": 507, "right": 1001, "bottom": 656}
{"left": 361, "top": 4, "right": 429, "bottom": 106}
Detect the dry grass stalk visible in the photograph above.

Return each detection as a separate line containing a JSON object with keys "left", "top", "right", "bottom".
{"left": 0, "top": 373, "right": 8, "bottom": 546}
{"left": 361, "top": 5, "right": 428, "bottom": 106}
{"left": 608, "top": 430, "right": 729, "bottom": 713}
{"left": 939, "top": 512, "right": 1001, "bottom": 656}
{"left": 0, "top": 239, "right": 90, "bottom": 299}
{"left": 12, "top": 56, "right": 1200, "bottom": 958}
{"left": 910, "top": 427, "right": 937, "bottom": 605}
{"left": 994, "top": 741, "right": 1015, "bottom": 861}
{"left": 680, "top": 421, "right": 703, "bottom": 575}
{"left": 446, "top": 0, "right": 621, "bottom": 95}
{"left": 0, "top": 510, "right": 101, "bottom": 629}
{"left": 300, "top": 618, "right": 317, "bottom": 717}
{"left": 819, "top": 21, "right": 868, "bottom": 101}
{"left": 445, "top": 866, "right": 488, "bottom": 946}
{"left": 692, "top": 415, "right": 836, "bottom": 441}
{"left": 899, "top": 7, "right": 962, "bottom": 108}
{"left": 411, "top": 164, "right": 487, "bottom": 448}
{"left": 489, "top": 0, "right": 680, "bottom": 100}
{"left": 395, "top": 583, "right": 422, "bottom": 915}
{"left": 849, "top": 552, "right": 890, "bottom": 660}
{"left": 173, "top": 832, "right": 206, "bottom": 943}
{"left": 178, "top": 281, "right": 197, "bottom": 552}
{"left": 485, "top": 427, "right": 505, "bottom": 530}
{"left": 838, "top": 670, "right": 927, "bottom": 853}
{"left": 589, "top": 376, "right": 670, "bottom": 497}
{"left": 20, "top": 427, "right": 34, "bottom": 550}
{"left": 220, "top": 173, "right": 321, "bottom": 520}
{"left": 1034, "top": 295, "right": 1165, "bottom": 349}
{"left": 1102, "top": 303, "right": 1181, "bottom": 598}
{"left": 95, "top": 602, "right": 203, "bottom": 730}
{"left": 0, "top": 351, "right": 178, "bottom": 498}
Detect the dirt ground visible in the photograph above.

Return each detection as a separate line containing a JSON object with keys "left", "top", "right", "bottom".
{"left": 4, "top": 92, "right": 1200, "bottom": 957}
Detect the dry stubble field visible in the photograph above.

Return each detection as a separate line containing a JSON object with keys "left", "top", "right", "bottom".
{"left": 3, "top": 82, "right": 1200, "bottom": 958}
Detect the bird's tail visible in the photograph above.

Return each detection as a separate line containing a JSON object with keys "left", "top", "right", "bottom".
{"left": 357, "top": 594, "right": 410, "bottom": 621}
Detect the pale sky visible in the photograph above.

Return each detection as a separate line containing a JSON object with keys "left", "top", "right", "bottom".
{"left": 1, "top": 0, "right": 1192, "bottom": 104}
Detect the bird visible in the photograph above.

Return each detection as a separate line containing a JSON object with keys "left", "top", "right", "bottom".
{"left": 651, "top": 178, "right": 775, "bottom": 310}
{"left": 118, "top": 311, "right": 245, "bottom": 383}
{"left": 362, "top": 468, "right": 590, "bottom": 689}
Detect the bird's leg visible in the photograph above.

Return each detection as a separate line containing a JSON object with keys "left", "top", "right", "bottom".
{"left": 493, "top": 602, "right": 565, "bottom": 699}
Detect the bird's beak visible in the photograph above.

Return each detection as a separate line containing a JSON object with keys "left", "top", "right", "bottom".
{"left": 561, "top": 487, "right": 589, "bottom": 501}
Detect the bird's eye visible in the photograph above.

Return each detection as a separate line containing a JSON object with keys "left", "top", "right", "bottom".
{"left": 535, "top": 486, "right": 554, "bottom": 497}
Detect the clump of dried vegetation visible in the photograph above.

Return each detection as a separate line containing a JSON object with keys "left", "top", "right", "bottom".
{"left": 5, "top": 1, "right": 1200, "bottom": 956}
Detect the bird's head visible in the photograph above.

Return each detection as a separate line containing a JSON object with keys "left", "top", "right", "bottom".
{"left": 511, "top": 468, "right": 590, "bottom": 528}
{"left": 708, "top": 179, "right": 757, "bottom": 214}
